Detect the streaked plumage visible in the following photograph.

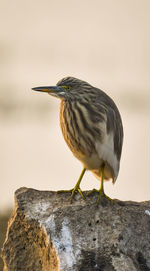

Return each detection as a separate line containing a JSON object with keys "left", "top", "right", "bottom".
{"left": 32, "top": 77, "right": 123, "bottom": 202}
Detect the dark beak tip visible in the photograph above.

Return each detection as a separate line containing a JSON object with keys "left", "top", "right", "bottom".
{"left": 32, "top": 87, "right": 38, "bottom": 91}
{"left": 32, "top": 87, "right": 45, "bottom": 92}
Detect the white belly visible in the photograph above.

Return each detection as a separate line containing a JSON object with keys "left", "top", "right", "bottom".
{"left": 95, "top": 129, "right": 119, "bottom": 181}
{"left": 73, "top": 122, "right": 119, "bottom": 182}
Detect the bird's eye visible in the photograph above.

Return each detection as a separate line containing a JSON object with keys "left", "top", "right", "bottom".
{"left": 64, "top": 86, "right": 71, "bottom": 91}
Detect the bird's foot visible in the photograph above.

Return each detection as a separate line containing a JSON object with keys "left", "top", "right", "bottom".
{"left": 57, "top": 185, "right": 85, "bottom": 203}
{"left": 88, "top": 188, "right": 113, "bottom": 205}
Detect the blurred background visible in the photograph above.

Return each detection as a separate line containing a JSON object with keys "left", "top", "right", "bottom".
{"left": 0, "top": 0, "right": 150, "bottom": 265}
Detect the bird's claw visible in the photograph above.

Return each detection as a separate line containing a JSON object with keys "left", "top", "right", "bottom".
{"left": 57, "top": 186, "right": 85, "bottom": 202}
{"left": 88, "top": 188, "right": 113, "bottom": 205}
{"left": 70, "top": 186, "right": 85, "bottom": 202}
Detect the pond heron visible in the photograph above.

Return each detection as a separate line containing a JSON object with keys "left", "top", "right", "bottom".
{"left": 32, "top": 77, "right": 123, "bottom": 203}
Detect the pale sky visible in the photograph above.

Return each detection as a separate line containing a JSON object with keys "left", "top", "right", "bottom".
{"left": 0, "top": 0, "right": 150, "bottom": 210}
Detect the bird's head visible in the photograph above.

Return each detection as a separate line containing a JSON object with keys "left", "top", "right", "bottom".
{"left": 32, "top": 77, "right": 92, "bottom": 100}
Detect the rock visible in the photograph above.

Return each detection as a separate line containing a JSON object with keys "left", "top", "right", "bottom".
{"left": 2, "top": 187, "right": 150, "bottom": 271}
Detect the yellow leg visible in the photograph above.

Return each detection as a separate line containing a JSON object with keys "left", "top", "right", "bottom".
{"left": 88, "top": 164, "right": 112, "bottom": 204}
{"left": 57, "top": 168, "right": 86, "bottom": 202}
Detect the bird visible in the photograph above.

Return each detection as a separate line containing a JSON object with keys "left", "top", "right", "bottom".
{"left": 32, "top": 77, "right": 123, "bottom": 203}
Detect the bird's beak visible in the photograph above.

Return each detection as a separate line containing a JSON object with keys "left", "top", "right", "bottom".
{"left": 32, "top": 86, "right": 65, "bottom": 97}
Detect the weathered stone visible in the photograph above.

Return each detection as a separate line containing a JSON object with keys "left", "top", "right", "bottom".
{"left": 2, "top": 187, "right": 150, "bottom": 271}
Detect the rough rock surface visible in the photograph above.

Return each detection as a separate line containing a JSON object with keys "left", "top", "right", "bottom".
{"left": 2, "top": 187, "right": 150, "bottom": 271}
